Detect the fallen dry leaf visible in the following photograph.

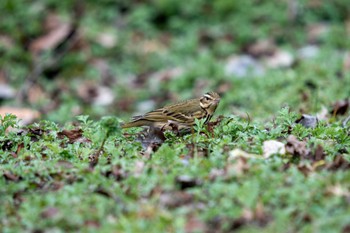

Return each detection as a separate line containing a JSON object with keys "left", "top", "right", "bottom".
{"left": 159, "top": 191, "right": 194, "bottom": 209}
{"left": 55, "top": 160, "right": 74, "bottom": 169}
{"left": 136, "top": 127, "right": 166, "bottom": 152}
{"left": 330, "top": 99, "right": 349, "bottom": 116}
{"left": 227, "top": 149, "right": 259, "bottom": 177}
{"left": 307, "top": 23, "right": 329, "bottom": 43}
{"left": 41, "top": 207, "right": 60, "bottom": 219}
{"left": 27, "top": 84, "right": 47, "bottom": 104}
{"left": 246, "top": 39, "right": 276, "bottom": 58}
{"left": 0, "top": 35, "right": 14, "bottom": 49}
{"left": 185, "top": 214, "right": 207, "bottom": 233}
{"left": 0, "top": 106, "right": 40, "bottom": 125}
{"left": 58, "top": 128, "right": 89, "bottom": 143}
{"left": 3, "top": 171, "right": 20, "bottom": 182}
{"left": 327, "top": 155, "right": 350, "bottom": 171}
{"left": 30, "top": 13, "right": 71, "bottom": 54}
{"left": 285, "top": 135, "right": 310, "bottom": 158}
{"left": 313, "top": 144, "right": 326, "bottom": 161}
{"left": 241, "top": 201, "right": 270, "bottom": 226}
{"left": 104, "top": 164, "right": 128, "bottom": 181}
{"left": 343, "top": 52, "right": 350, "bottom": 71}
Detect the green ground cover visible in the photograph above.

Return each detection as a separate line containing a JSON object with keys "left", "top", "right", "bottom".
{"left": 1, "top": 0, "right": 350, "bottom": 232}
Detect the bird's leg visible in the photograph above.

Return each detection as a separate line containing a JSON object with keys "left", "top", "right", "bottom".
{"left": 169, "top": 122, "right": 180, "bottom": 136}
{"left": 206, "top": 123, "right": 215, "bottom": 138}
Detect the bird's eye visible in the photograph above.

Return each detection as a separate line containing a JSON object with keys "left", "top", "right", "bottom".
{"left": 204, "top": 97, "right": 209, "bottom": 101}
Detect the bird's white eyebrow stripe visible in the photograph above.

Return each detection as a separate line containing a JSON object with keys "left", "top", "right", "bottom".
{"left": 204, "top": 94, "right": 213, "bottom": 99}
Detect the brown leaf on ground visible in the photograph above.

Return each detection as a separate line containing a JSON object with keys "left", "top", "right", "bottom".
{"left": 27, "top": 84, "right": 47, "bottom": 104}
{"left": 217, "top": 81, "right": 232, "bottom": 95}
{"left": 137, "top": 127, "right": 166, "bottom": 152}
{"left": 56, "top": 160, "right": 74, "bottom": 169}
{"left": 208, "top": 168, "right": 225, "bottom": 181}
{"left": 307, "top": 23, "right": 329, "bottom": 43}
{"left": 246, "top": 39, "right": 276, "bottom": 58}
{"left": 0, "top": 35, "right": 14, "bottom": 49}
{"left": 185, "top": 214, "right": 207, "bottom": 233}
{"left": 330, "top": 99, "right": 349, "bottom": 116}
{"left": 24, "top": 128, "right": 45, "bottom": 142}
{"left": 84, "top": 220, "right": 100, "bottom": 228}
{"left": 186, "top": 143, "right": 210, "bottom": 158}
{"left": 294, "top": 163, "right": 311, "bottom": 175}
{"left": 29, "top": 13, "right": 71, "bottom": 54}
{"left": 312, "top": 144, "right": 326, "bottom": 161}
{"left": 93, "top": 186, "right": 114, "bottom": 199}
{"left": 41, "top": 207, "right": 60, "bottom": 219}
{"left": 88, "top": 151, "right": 100, "bottom": 170}
{"left": 240, "top": 202, "right": 271, "bottom": 227}
{"left": 13, "top": 191, "right": 24, "bottom": 207}
{"left": 343, "top": 225, "right": 350, "bottom": 233}
{"left": 159, "top": 191, "right": 194, "bottom": 209}
{"left": 285, "top": 135, "right": 310, "bottom": 158}
{"left": 104, "top": 164, "right": 128, "bottom": 181}
{"left": 227, "top": 149, "right": 259, "bottom": 177}
{"left": 58, "top": 128, "right": 89, "bottom": 143}
{"left": 3, "top": 171, "right": 21, "bottom": 182}
{"left": 327, "top": 156, "right": 350, "bottom": 171}
{"left": 343, "top": 52, "right": 350, "bottom": 71}
{"left": 0, "top": 107, "right": 40, "bottom": 125}
{"left": 139, "top": 38, "right": 166, "bottom": 54}
{"left": 207, "top": 202, "right": 271, "bottom": 232}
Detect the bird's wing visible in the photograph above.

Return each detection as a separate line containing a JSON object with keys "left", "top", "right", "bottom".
{"left": 130, "top": 99, "right": 202, "bottom": 124}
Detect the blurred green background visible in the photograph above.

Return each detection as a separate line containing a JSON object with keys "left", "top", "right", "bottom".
{"left": 1, "top": 1, "right": 350, "bottom": 232}
{"left": 0, "top": 0, "right": 349, "bottom": 122}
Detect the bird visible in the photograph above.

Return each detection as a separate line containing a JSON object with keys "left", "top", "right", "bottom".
{"left": 121, "top": 91, "right": 221, "bottom": 129}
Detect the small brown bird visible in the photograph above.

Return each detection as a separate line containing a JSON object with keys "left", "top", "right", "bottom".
{"left": 122, "top": 92, "right": 221, "bottom": 129}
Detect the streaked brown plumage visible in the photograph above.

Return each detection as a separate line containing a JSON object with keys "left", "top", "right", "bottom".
{"left": 122, "top": 92, "right": 221, "bottom": 129}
